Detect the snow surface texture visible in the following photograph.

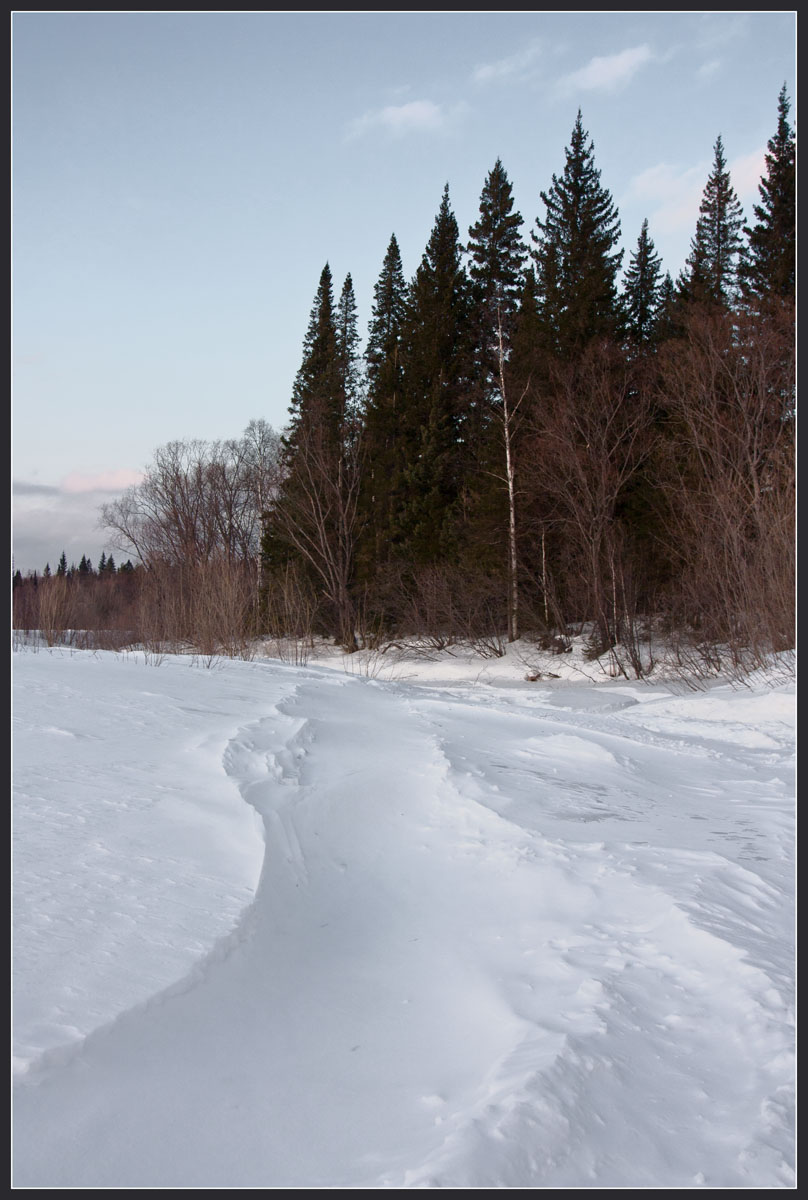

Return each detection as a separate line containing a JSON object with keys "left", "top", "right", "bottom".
{"left": 12, "top": 644, "right": 795, "bottom": 1188}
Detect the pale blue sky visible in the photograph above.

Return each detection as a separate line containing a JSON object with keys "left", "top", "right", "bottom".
{"left": 12, "top": 11, "right": 795, "bottom": 572}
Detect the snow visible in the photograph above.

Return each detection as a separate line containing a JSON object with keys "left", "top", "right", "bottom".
{"left": 12, "top": 640, "right": 795, "bottom": 1187}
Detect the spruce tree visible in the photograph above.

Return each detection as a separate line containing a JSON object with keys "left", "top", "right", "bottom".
{"left": 263, "top": 264, "right": 362, "bottom": 648}
{"left": 284, "top": 263, "right": 341, "bottom": 457}
{"left": 623, "top": 218, "right": 663, "bottom": 347}
{"left": 467, "top": 158, "right": 527, "bottom": 386}
{"left": 466, "top": 161, "right": 529, "bottom": 638}
{"left": 335, "top": 272, "right": 362, "bottom": 422}
{"left": 655, "top": 272, "right": 678, "bottom": 342}
{"left": 396, "top": 185, "right": 472, "bottom": 564}
{"left": 359, "top": 234, "right": 409, "bottom": 575}
{"left": 680, "top": 135, "right": 745, "bottom": 309}
{"left": 531, "top": 110, "right": 623, "bottom": 357}
{"left": 56, "top": 551, "right": 67, "bottom": 577}
{"left": 741, "top": 84, "right": 795, "bottom": 306}
{"left": 506, "top": 267, "right": 543, "bottom": 392}
{"left": 366, "top": 235, "right": 408, "bottom": 397}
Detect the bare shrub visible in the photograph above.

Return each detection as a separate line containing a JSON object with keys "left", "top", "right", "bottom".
{"left": 37, "top": 576, "right": 75, "bottom": 647}
{"left": 265, "top": 412, "right": 364, "bottom": 652}
{"left": 521, "top": 341, "right": 656, "bottom": 654}
{"left": 13, "top": 576, "right": 39, "bottom": 635}
{"left": 397, "top": 566, "right": 462, "bottom": 650}
{"left": 262, "top": 562, "right": 318, "bottom": 665}
{"left": 657, "top": 304, "right": 795, "bottom": 672}
{"left": 189, "top": 559, "right": 257, "bottom": 661}
{"left": 134, "top": 562, "right": 188, "bottom": 662}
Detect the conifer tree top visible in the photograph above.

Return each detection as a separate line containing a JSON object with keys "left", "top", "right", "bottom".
{"left": 682, "top": 134, "right": 745, "bottom": 309}
{"left": 531, "top": 110, "right": 623, "bottom": 353}
{"left": 623, "top": 217, "right": 663, "bottom": 345}
{"left": 741, "top": 83, "right": 795, "bottom": 303}
{"left": 467, "top": 158, "right": 526, "bottom": 315}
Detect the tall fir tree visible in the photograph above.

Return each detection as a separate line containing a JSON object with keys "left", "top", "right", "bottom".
{"left": 505, "top": 266, "right": 544, "bottom": 395}
{"left": 263, "top": 263, "right": 362, "bottom": 647}
{"left": 359, "top": 234, "right": 409, "bottom": 575}
{"left": 655, "top": 272, "right": 678, "bottom": 341}
{"left": 623, "top": 218, "right": 663, "bottom": 347}
{"left": 466, "top": 160, "right": 529, "bottom": 637}
{"left": 365, "top": 234, "right": 408, "bottom": 398}
{"left": 284, "top": 263, "right": 341, "bottom": 458}
{"left": 467, "top": 158, "right": 527, "bottom": 387}
{"left": 679, "top": 135, "right": 745, "bottom": 309}
{"left": 531, "top": 110, "right": 623, "bottom": 357}
{"left": 740, "top": 84, "right": 795, "bottom": 306}
{"left": 335, "top": 272, "right": 362, "bottom": 423}
{"left": 396, "top": 184, "right": 473, "bottom": 565}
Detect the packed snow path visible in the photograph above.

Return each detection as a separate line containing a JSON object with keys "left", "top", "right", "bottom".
{"left": 12, "top": 651, "right": 795, "bottom": 1187}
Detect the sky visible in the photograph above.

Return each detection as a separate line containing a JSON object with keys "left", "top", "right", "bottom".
{"left": 11, "top": 11, "right": 796, "bottom": 574}
{"left": 13, "top": 639, "right": 795, "bottom": 1186}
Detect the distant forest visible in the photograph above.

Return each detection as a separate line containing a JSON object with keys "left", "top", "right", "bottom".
{"left": 14, "top": 92, "right": 795, "bottom": 679}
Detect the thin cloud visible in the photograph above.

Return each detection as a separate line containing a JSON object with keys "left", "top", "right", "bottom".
{"left": 472, "top": 39, "right": 543, "bottom": 85}
{"left": 346, "top": 100, "right": 467, "bottom": 141}
{"left": 624, "top": 161, "right": 708, "bottom": 235}
{"left": 730, "top": 147, "right": 767, "bottom": 202}
{"left": 559, "top": 45, "right": 653, "bottom": 94}
{"left": 13, "top": 485, "right": 128, "bottom": 574}
{"left": 61, "top": 469, "right": 144, "bottom": 495}
{"left": 625, "top": 146, "right": 762, "bottom": 238}
{"left": 698, "top": 59, "right": 723, "bottom": 81}
{"left": 695, "top": 12, "right": 750, "bottom": 50}
{"left": 13, "top": 480, "right": 60, "bottom": 497}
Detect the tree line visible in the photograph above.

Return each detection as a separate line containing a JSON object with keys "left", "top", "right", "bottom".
{"left": 16, "top": 92, "right": 795, "bottom": 676}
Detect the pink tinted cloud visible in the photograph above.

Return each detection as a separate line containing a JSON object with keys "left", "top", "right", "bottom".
{"left": 60, "top": 468, "right": 144, "bottom": 495}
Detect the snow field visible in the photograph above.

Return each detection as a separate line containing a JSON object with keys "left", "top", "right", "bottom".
{"left": 12, "top": 647, "right": 795, "bottom": 1187}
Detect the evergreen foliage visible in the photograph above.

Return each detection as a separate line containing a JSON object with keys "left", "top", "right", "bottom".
{"left": 263, "top": 264, "right": 363, "bottom": 647}
{"left": 531, "top": 110, "right": 623, "bottom": 356}
{"left": 461, "top": 161, "right": 529, "bottom": 583}
{"left": 467, "top": 158, "right": 527, "bottom": 385}
{"left": 284, "top": 263, "right": 341, "bottom": 458}
{"left": 359, "top": 235, "right": 409, "bottom": 574}
{"left": 654, "top": 272, "right": 679, "bottom": 344}
{"left": 680, "top": 135, "right": 745, "bottom": 309}
{"left": 336, "top": 273, "right": 362, "bottom": 421}
{"left": 623, "top": 219, "right": 663, "bottom": 347}
{"left": 741, "top": 84, "right": 795, "bottom": 305}
{"left": 395, "top": 185, "right": 473, "bottom": 564}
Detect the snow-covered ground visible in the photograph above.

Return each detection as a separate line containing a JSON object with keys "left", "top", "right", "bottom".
{"left": 12, "top": 640, "right": 795, "bottom": 1187}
